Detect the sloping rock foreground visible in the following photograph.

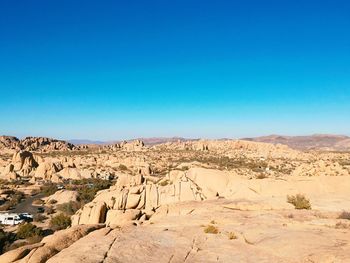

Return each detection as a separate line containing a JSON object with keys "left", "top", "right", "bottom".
{"left": 0, "top": 224, "right": 103, "bottom": 263}
{"left": 71, "top": 167, "right": 350, "bottom": 227}
{"left": 2, "top": 200, "right": 350, "bottom": 263}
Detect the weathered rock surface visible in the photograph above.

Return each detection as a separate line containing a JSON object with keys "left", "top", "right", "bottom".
{"left": 0, "top": 136, "right": 76, "bottom": 153}
{"left": 45, "top": 190, "right": 79, "bottom": 205}
{"left": 0, "top": 225, "right": 104, "bottom": 263}
{"left": 14, "top": 199, "right": 350, "bottom": 263}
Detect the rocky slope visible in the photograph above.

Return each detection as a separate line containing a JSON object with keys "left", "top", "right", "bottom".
{"left": 0, "top": 138, "right": 350, "bottom": 262}
{"left": 2, "top": 172, "right": 350, "bottom": 262}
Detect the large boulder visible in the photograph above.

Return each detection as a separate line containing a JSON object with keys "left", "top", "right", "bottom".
{"left": 0, "top": 225, "right": 103, "bottom": 263}
{"left": 0, "top": 243, "right": 43, "bottom": 263}
{"left": 34, "top": 161, "right": 61, "bottom": 180}
{"left": 25, "top": 225, "right": 102, "bottom": 263}
{"left": 11, "top": 150, "right": 38, "bottom": 176}
{"left": 45, "top": 190, "right": 79, "bottom": 205}
{"left": 57, "top": 167, "right": 81, "bottom": 180}
{"left": 185, "top": 168, "right": 233, "bottom": 198}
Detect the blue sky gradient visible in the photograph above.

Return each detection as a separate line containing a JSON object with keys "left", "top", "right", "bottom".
{"left": 0, "top": 0, "right": 349, "bottom": 140}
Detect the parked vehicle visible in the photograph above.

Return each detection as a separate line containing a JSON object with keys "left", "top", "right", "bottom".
{"left": 19, "top": 213, "right": 33, "bottom": 222}
{"left": 0, "top": 213, "right": 24, "bottom": 225}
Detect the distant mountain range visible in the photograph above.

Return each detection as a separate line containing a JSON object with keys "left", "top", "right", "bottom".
{"left": 68, "top": 139, "right": 107, "bottom": 145}
{"left": 69, "top": 134, "right": 350, "bottom": 151}
{"left": 241, "top": 134, "right": 350, "bottom": 151}
{"left": 68, "top": 137, "right": 192, "bottom": 146}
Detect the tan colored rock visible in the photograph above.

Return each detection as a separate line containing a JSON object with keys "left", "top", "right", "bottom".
{"left": 0, "top": 243, "right": 43, "bottom": 263}
{"left": 46, "top": 228, "right": 117, "bottom": 263}
{"left": 25, "top": 225, "right": 103, "bottom": 263}
{"left": 88, "top": 201, "right": 107, "bottom": 224}
{"left": 45, "top": 190, "right": 79, "bottom": 205}
{"left": 34, "top": 161, "right": 60, "bottom": 180}
{"left": 11, "top": 150, "right": 38, "bottom": 176}
{"left": 186, "top": 167, "right": 233, "bottom": 198}
{"left": 105, "top": 209, "right": 141, "bottom": 226}
{"left": 57, "top": 167, "right": 81, "bottom": 180}
{"left": 126, "top": 193, "right": 141, "bottom": 209}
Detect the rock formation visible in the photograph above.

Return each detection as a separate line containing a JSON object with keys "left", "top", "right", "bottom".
{"left": 0, "top": 136, "right": 76, "bottom": 153}
{"left": 0, "top": 151, "right": 38, "bottom": 180}
{"left": 0, "top": 136, "right": 20, "bottom": 150}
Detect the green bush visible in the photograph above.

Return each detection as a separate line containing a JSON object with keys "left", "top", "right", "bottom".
{"left": 48, "top": 199, "right": 57, "bottom": 205}
{"left": 0, "top": 229, "right": 16, "bottom": 253}
{"left": 57, "top": 201, "right": 82, "bottom": 215}
{"left": 0, "top": 191, "right": 25, "bottom": 211}
{"left": 287, "top": 194, "right": 311, "bottom": 210}
{"left": 45, "top": 206, "right": 55, "bottom": 215}
{"left": 40, "top": 184, "right": 58, "bottom": 197}
{"left": 50, "top": 213, "right": 71, "bottom": 230}
{"left": 34, "top": 214, "right": 47, "bottom": 222}
{"left": 16, "top": 223, "right": 44, "bottom": 239}
{"left": 77, "top": 179, "right": 112, "bottom": 204}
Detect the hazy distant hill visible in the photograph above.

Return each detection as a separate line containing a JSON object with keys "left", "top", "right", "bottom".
{"left": 69, "top": 137, "right": 191, "bottom": 146}
{"left": 68, "top": 139, "right": 106, "bottom": 145}
{"left": 242, "top": 134, "right": 350, "bottom": 151}
{"left": 136, "top": 137, "right": 192, "bottom": 145}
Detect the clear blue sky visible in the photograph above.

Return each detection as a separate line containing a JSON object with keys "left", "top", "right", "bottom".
{"left": 0, "top": 0, "right": 349, "bottom": 140}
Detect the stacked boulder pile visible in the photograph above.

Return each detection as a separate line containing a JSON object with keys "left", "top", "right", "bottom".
{"left": 71, "top": 170, "right": 215, "bottom": 226}
{"left": 104, "top": 139, "right": 145, "bottom": 152}
{"left": 0, "top": 151, "right": 86, "bottom": 182}
{"left": 0, "top": 151, "right": 38, "bottom": 180}
{"left": 153, "top": 139, "right": 304, "bottom": 159}
{"left": 19, "top": 137, "right": 76, "bottom": 152}
{"left": 292, "top": 159, "right": 350, "bottom": 176}
{"left": 0, "top": 136, "right": 77, "bottom": 153}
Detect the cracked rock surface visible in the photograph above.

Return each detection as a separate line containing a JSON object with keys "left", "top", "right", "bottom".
{"left": 3, "top": 199, "right": 348, "bottom": 263}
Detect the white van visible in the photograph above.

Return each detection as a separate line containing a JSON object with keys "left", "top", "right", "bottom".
{"left": 0, "top": 213, "right": 24, "bottom": 225}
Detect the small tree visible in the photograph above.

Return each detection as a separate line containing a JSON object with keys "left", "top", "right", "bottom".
{"left": 56, "top": 201, "right": 81, "bottom": 215}
{"left": 50, "top": 213, "right": 71, "bottom": 230}
{"left": 16, "top": 223, "right": 44, "bottom": 239}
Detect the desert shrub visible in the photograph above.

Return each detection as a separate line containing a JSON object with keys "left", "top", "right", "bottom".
{"left": 119, "top": 164, "right": 128, "bottom": 171}
{"left": 34, "top": 214, "right": 47, "bottom": 222}
{"left": 0, "top": 229, "right": 16, "bottom": 253}
{"left": 45, "top": 206, "right": 55, "bottom": 215}
{"left": 338, "top": 211, "right": 350, "bottom": 220}
{"left": 0, "top": 191, "right": 25, "bottom": 211}
{"left": 50, "top": 213, "right": 71, "bottom": 230}
{"left": 57, "top": 201, "right": 81, "bottom": 215}
{"left": 203, "top": 225, "right": 219, "bottom": 234}
{"left": 40, "top": 184, "right": 58, "bottom": 197}
{"left": 335, "top": 222, "right": 350, "bottom": 229}
{"left": 287, "top": 194, "right": 311, "bottom": 210}
{"left": 77, "top": 179, "right": 112, "bottom": 204}
{"left": 228, "top": 232, "right": 237, "bottom": 240}
{"left": 159, "top": 180, "right": 170, "bottom": 186}
{"left": 16, "top": 223, "right": 44, "bottom": 239}
{"left": 48, "top": 199, "right": 57, "bottom": 205}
